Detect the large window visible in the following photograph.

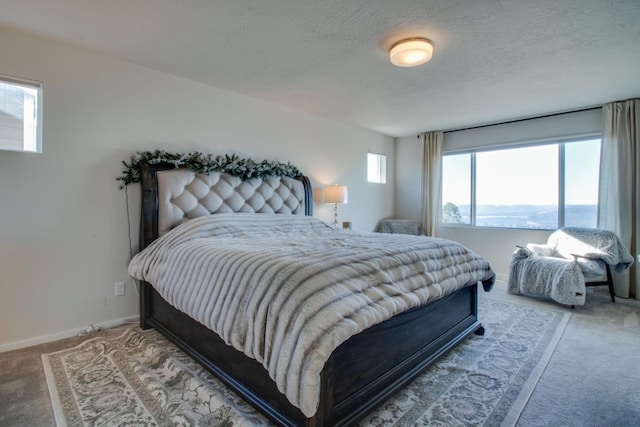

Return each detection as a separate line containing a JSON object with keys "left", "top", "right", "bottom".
{"left": 0, "top": 75, "right": 42, "bottom": 153}
{"left": 441, "top": 137, "right": 601, "bottom": 229}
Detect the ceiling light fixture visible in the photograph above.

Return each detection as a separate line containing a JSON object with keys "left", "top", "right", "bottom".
{"left": 389, "top": 38, "right": 433, "bottom": 67}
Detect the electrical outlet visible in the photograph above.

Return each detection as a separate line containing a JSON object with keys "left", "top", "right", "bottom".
{"left": 114, "top": 281, "right": 125, "bottom": 296}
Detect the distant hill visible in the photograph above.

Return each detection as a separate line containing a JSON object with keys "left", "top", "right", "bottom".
{"left": 447, "top": 204, "right": 597, "bottom": 229}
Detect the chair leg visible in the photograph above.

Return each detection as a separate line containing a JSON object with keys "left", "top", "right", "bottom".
{"left": 605, "top": 264, "right": 615, "bottom": 303}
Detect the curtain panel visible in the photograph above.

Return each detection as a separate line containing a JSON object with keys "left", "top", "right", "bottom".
{"left": 598, "top": 99, "right": 639, "bottom": 299}
{"left": 420, "top": 131, "right": 443, "bottom": 237}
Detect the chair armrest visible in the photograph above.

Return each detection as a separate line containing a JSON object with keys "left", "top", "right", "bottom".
{"left": 570, "top": 253, "right": 606, "bottom": 277}
{"left": 526, "top": 243, "right": 555, "bottom": 257}
{"left": 571, "top": 253, "right": 600, "bottom": 261}
{"left": 513, "top": 246, "right": 531, "bottom": 259}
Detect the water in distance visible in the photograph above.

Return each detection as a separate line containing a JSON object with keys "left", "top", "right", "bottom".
{"left": 444, "top": 204, "right": 597, "bottom": 229}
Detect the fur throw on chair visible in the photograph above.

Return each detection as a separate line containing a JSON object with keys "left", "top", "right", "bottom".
{"left": 508, "top": 246, "right": 586, "bottom": 306}
{"left": 508, "top": 227, "right": 634, "bottom": 306}
{"left": 546, "top": 227, "right": 634, "bottom": 275}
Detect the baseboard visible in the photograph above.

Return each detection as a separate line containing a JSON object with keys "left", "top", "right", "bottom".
{"left": 0, "top": 315, "right": 140, "bottom": 353}
{"left": 495, "top": 273, "right": 508, "bottom": 282}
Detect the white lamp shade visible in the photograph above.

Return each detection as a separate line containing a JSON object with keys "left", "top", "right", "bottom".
{"left": 324, "top": 185, "right": 348, "bottom": 204}
{"left": 390, "top": 38, "right": 433, "bottom": 67}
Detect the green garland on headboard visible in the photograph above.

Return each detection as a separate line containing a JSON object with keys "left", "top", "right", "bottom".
{"left": 117, "top": 150, "right": 302, "bottom": 189}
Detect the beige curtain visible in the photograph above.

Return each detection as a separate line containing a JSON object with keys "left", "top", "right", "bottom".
{"left": 421, "top": 131, "right": 443, "bottom": 236}
{"left": 598, "top": 99, "right": 639, "bottom": 299}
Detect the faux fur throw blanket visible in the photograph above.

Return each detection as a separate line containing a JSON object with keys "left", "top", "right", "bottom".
{"left": 129, "top": 213, "right": 495, "bottom": 417}
{"left": 508, "top": 227, "right": 634, "bottom": 306}
{"left": 508, "top": 247, "right": 587, "bottom": 306}
{"left": 546, "top": 227, "right": 634, "bottom": 274}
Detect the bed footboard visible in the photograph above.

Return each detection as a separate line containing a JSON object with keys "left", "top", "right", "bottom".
{"left": 316, "top": 284, "right": 480, "bottom": 426}
{"left": 140, "top": 281, "right": 481, "bottom": 427}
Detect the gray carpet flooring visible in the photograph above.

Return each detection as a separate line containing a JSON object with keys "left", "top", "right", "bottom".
{"left": 1, "top": 281, "right": 639, "bottom": 426}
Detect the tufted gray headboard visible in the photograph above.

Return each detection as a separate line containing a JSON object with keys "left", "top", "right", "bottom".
{"left": 138, "top": 162, "right": 312, "bottom": 250}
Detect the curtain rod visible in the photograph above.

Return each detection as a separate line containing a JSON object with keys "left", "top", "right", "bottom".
{"left": 437, "top": 105, "right": 602, "bottom": 135}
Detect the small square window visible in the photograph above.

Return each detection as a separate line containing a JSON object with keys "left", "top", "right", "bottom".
{"left": 0, "top": 75, "right": 42, "bottom": 153}
{"left": 367, "top": 153, "right": 386, "bottom": 183}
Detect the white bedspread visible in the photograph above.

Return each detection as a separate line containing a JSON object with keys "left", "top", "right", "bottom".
{"left": 128, "top": 213, "right": 495, "bottom": 417}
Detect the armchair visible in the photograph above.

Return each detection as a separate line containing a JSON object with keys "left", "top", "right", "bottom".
{"left": 376, "top": 218, "right": 424, "bottom": 235}
{"left": 508, "top": 227, "right": 633, "bottom": 307}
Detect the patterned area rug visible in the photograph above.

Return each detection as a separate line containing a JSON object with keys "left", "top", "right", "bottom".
{"left": 42, "top": 298, "right": 569, "bottom": 426}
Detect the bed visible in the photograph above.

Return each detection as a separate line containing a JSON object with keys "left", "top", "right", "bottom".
{"left": 129, "top": 161, "right": 495, "bottom": 427}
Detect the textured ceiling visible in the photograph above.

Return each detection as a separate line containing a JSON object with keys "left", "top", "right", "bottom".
{"left": 1, "top": 0, "right": 639, "bottom": 137}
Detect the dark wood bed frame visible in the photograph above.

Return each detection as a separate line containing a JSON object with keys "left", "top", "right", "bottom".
{"left": 137, "top": 162, "right": 487, "bottom": 427}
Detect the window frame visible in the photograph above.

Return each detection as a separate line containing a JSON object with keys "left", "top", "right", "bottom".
{"left": 440, "top": 135, "right": 601, "bottom": 230}
{"left": 0, "top": 73, "right": 43, "bottom": 153}
{"left": 367, "top": 152, "right": 387, "bottom": 184}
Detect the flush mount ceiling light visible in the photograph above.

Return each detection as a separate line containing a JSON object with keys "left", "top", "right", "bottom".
{"left": 389, "top": 38, "right": 433, "bottom": 67}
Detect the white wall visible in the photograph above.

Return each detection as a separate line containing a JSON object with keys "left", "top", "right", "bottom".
{"left": 0, "top": 25, "right": 394, "bottom": 351}
{"left": 394, "top": 135, "right": 423, "bottom": 221}
{"left": 395, "top": 110, "right": 604, "bottom": 280}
